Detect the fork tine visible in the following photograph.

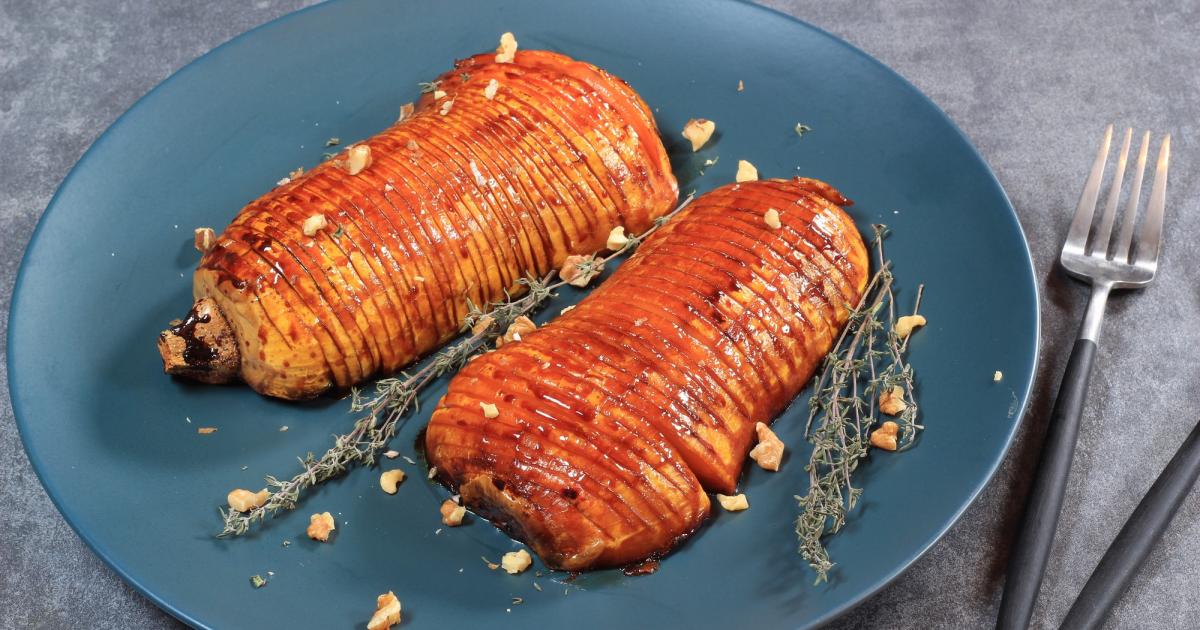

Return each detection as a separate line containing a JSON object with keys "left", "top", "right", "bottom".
{"left": 1112, "top": 131, "right": 1151, "bottom": 263}
{"left": 1066, "top": 124, "right": 1113, "bottom": 250}
{"left": 1134, "top": 135, "right": 1171, "bottom": 264}
{"left": 1090, "top": 127, "right": 1132, "bottom": 256}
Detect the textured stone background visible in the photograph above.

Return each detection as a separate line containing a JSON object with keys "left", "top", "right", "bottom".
{"left": 2, "top": 1, "right": 1199, "bottom": 628}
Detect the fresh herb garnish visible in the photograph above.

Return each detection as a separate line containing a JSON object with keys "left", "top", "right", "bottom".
{"left": 795, "top": 225, "right": 924, "bottom": 584}
{"left": 325, "top": 137, "right": 340, "bottom": 147}
{"left": 332, "top": 226, "right": 344, "bottom": 240}
{"left": 460, "top": 73, "right": 471, "bottom": 83}
{"left": 794, "top": 123, "right": 812, "bottom": 138}
{"left": 217, "top": 194, "right": 695, "bottom": 537}
{"left": 418, "top": 80, "right": 441, "bottom": 94}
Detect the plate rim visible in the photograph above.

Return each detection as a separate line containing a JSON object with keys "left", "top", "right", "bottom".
{"left": 7, "top": 1, "right": 1042, "bottom": 628}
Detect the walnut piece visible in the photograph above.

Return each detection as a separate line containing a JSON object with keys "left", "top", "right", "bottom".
{"left": 735, "top": 159, "right": 758, "bottom": 182}
{"left": 894, "top": 314, "right": 927, "bottom": 338}
{"left": 559, "top": 254, "right": 601, "bottom": 287}
{"left": 495, "top": 32, "right": 518, "bottom": 63}
{"left": 367, "top": 591, "right": 402, "bottom": 630}
{"left": 484, "top": 79, "right": 499, "bottom": 100}
{"left": 470, "top": 315, "right": 495, "bottom": 336}
{"left": 748, "top": 422, "right": 785, "bottom": 471}
{"left": 480, "top": 402, "right": 499, "bottom": 418}
{"left": 439, "top": 99, "right": 454, "bottom": 116}
{"left": 307, "top": 511, "right": 336, "bottom": 542}
{"left": 501, "top": 549, "right": 533, "bottom": 574}
{"left": 345, "top": 144, "right": 372, "bottom": 175}
{"left": 433, "top": 89, "right": 447, "bottom": 100}
{"left": 606, "top": 226, "right": 630, "bottom": 250}
{"left": 764, "top": 208, "right": 782, "bottom": 230}
{"left": 379, "top": 469, "right": 406, "bottom": 495}
{"left": 440, "top": 499, "right": 466, "bottom": 526}
{"left": 716, "top": 493, "right": 749, "bottom": 512}
{"left": 193, "top": 227, "right": 216, "bottom": 253}
{"left": 870, "top": 421, "right": 900, "bottom": 451}
{"left": 497, "top": 315, "right": 537, "bottom": 347}
{"left": 681, "top": 118, "right": 716, "bottom": 152}
{"left": 737, "top": 79, "right": 745, "bottom": 92}
{"left": 878, "top": 385, "right": 908, "bottom": 416}
{"left": 227, "top": 488, "right": 269, "bottom": 512}
{"left": 397, "top": 102, "right": 415, "bottom": 121}
{"left": 993, "top": 370, "right": 1004, "bottom": 382}
{"left": 302, "top": 214, "right": 328, "bottom": 237}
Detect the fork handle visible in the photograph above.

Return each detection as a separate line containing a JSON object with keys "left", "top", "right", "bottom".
{"left": 1059, "top": 418, "right": 1200, "bottom": 630}
{"left": 997, "top": 337, "right": 1099, "bottom": 630}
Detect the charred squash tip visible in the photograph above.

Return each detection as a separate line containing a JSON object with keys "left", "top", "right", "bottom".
{"left": 157, "top": 297, "right": 240, "bottom": 384}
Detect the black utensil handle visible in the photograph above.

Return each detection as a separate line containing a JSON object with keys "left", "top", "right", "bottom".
{"left": 997, "top": 338, "right": 1098, "bottom": 630}
{"left": 1059, "top": 419, "right": 1200, "bottom": 630}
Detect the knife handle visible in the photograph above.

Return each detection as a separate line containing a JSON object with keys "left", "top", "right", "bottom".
{"left": 1059, "top": 418, "right": 1200, "bottom": 630}
{"left": 997, "top": 338, "right": 1098, "bottom": 630}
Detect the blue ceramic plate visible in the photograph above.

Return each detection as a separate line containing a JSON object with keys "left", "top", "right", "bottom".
{"left": 9, "top": 1, "right": 1038, "bottom": 627}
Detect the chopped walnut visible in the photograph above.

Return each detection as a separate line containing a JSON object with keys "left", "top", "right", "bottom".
{"left": 440, "top": 499, "right": 466, "bottom": 526}
{"left": 737, "top": 79, "right": 745, "bottom": 92}
{"left": 302, "top": 214, "right": 328, "bottom": 237}
{"left": 495, "top": 32, "right": 518, "bottom": 63}
{"left": 193, "top": 227, "right": 216, "bottom": 253}
{"left": 197, "top": 426, "right": 218, "bottom": 435}
{"left": 735, "top": 159, "right": 758, "bottom": 182}
{"left": 606, "top": 226, "right": 630, "bottom": 250}
{"left": 480, "top": 402, "right": 499, "bottom": 418}
{"left": 427, "top": 466, "right": 438, "bottom": 480}
{"left": 307, "top": 511, "right": 336, "bottom": 542}
{"left": 227, "top": 488, "right": 269, "bottom": 512}
{"left": 439, "top": 99, "right": 454, "bottom": 116}
{"left": 716, "top": 493, "right": 749, "bottom": 512}
{"left": 764, "top": 208, "right": 782, "bottom": 230}
{"left": 433, "top": 89, "right": 447, "bottom": 100}
{"left": 993, "top": 370, "right": 1003, "bottom": 382}
{"left": 879, "top": 385, "right": 907, "bottom": 416}
{"left": 276, "top": 176, "right": 291, "bottom": 187}
{"left": 870, "top": 421, "right": 900, "bottom": 451}
{"left": 681, "top": 118, "right": 716, "bottom": 152}
{"left": 501, "top": 549, "right": 533, "bottom": 574}
{"left": 367, "top": 591, "right": 402, "bottom": 630}
{"left": 383, "top": 450, "right": 399, "bottom": 459}
{"left": 894, "top": 314, "right": 927, "bottom": 338}
{"left": 484, "top": 78, "right": 499, "bottom": 100}
{"left": 345, "top": 144, "right": 372, "bottom": 175}
{"left": 559, "top": 254, "right": 601, "bottom": 287}
{"left": 498, "top": 315, "right": 537, "bottom": 347}
{"left": 397, "top": 102, "right": 415, "bottom": 122}
{"left": 289, "top": 166, "right": 304, "bottom": 180}
{"left": 470, "top": 315, "right": 495, "bottom": 336}
{"left": 748, "top": 422, "right": 785, "bottom": 471}
{"left": 379, "top": 469, "right": 406, "bottom": 495}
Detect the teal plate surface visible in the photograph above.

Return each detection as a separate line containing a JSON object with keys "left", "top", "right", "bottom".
{"left": 9, "top": 0, "right": 1038, "bottom": 627}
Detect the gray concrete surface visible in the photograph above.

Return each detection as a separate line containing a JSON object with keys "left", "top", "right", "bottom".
{"left": 2, "top": 0, "right": 1199, "bottom": 628}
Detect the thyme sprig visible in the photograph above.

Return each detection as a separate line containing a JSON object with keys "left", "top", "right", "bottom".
{"left": 218, "top": 194, "right": 694, "bottom": 537}
{"left": 795, "top": 225, "right": 924, "bottom": 583}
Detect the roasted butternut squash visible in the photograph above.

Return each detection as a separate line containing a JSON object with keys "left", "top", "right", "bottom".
{"left": 157, "top": 48, "right": 677, "bottom": 399}
{"left": 425, "top": 178, "right": 869, "bottom": 571}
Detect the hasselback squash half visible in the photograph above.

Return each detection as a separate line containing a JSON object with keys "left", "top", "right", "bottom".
{"left": 157, "top": 45, "right": 677, "bottom": 399}
{"left": 425, "top": 178, "right": 870, "bottom": 571}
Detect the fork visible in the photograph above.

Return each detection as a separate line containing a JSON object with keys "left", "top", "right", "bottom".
{"left": 996, "top": 125, "right": 1171, "bottom": 630}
